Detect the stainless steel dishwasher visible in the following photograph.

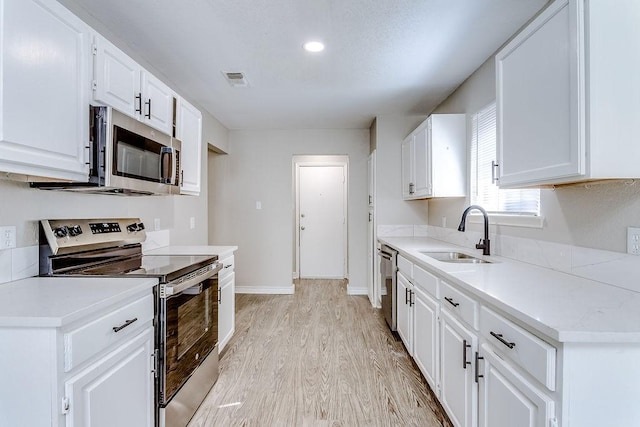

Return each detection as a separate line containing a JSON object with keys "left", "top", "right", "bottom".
{"left": 378, "top": 245, "right": 398, "bottom": 331}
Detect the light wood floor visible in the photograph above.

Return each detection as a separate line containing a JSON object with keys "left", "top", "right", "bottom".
{"left": 189, "top": 279, "right": 452, "bottom": 427}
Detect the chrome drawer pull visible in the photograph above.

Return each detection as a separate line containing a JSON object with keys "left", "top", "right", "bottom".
{"left": 112, "top": 317, "right": 138, "bottom": 333}
{"left": 444, "top": 297, "right": 460, "bottom": 307}
{"left": 490, "top": 331, "right": 516, "bottom": 349}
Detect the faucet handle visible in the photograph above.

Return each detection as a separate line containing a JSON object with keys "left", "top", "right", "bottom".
{"left": 476, "top": 239, "right": 485, "bottom": 249}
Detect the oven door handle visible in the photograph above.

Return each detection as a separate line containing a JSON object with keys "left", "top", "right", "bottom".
{"left": 163, "top": 262, "right": 222, "bottom": 297}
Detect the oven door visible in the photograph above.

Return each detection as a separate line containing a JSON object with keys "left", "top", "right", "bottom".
{"left": 159, "top": 275, "right": 218, "bottom": 406}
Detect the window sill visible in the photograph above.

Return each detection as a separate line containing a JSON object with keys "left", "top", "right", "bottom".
{"left": 468, "top": 213, "right": 544, "bottom": 229}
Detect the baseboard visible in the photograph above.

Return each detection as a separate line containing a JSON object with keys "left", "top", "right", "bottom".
{"left": 235, "top": 284, "right": 295, "bottom": 294}
{"left": 347, "top": 286, "right": 368, "bottom": 296}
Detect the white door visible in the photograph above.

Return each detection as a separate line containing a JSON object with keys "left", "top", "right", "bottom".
{"left": 299, "top": 165, "right": 346, "bottom": 278}
{"left": 479, "top": 344, "right": 554, "bottom": 427}
{"left": 413, "top": 287, "right": 439, "bottom": 393}
{"left": 176, "top": 97, "right": 202, "bottom": 195}
{"left": 141, "top": 71, "right": 175, "bottom": 135}
{"left": 396, "top": 273, "right": 413, "bottom": 354}
{"left": 65, "top": 327, "right": 154, "bottom": 427}
{"left": 367, "top": 151, "right": 376, "bottom": 305}
{"left": 440, "top": 309, "right": 478, "bottom": 427}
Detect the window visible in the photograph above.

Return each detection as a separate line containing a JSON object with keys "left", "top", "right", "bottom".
{"left": 470, "top": 102, "right": 540, "bottom": 215}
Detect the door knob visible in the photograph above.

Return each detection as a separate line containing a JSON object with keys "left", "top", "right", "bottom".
{"left": 301, "top": 226, "right": 305, "bottom": 230}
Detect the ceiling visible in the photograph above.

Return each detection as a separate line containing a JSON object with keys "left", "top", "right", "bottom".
{"left": 60, "top": 0, "right": 547, "bottom": 130}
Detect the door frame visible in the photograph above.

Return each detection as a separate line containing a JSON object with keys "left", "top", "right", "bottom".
{"left": 293, "top": 155, "right": 349, "bottom": 280}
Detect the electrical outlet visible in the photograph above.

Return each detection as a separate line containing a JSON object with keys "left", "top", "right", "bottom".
{"left": 189, "top": 217, "right": 195, "bottom": 229}
{"left": 0, "top": 226, "right": 17, "bottom": 250}
{"left": 627, "top": 227, "right": 640, "bottom": 255}
{"left": 154, "top": 218, "right": 161, "bottom": 231}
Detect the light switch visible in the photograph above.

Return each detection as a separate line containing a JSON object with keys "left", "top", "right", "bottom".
{"left": 256, "top": 201, "right": 262, "bottom": 210}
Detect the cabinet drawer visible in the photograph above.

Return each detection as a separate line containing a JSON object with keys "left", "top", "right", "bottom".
{"left": 441, "top": 281, "right": 478, "bottom": 329}
{"left": 480, "top": 307, "right": 556, "bottom": 391}
{"left": 397, "top": 254, "right": 413, "bottom": 278}
{"left": 218, "top": 254, "right": 235, "bottom": 280}
{"left": 413, "top": 264, "right": 438, "bottom": 298}
{"left": 64, "top": 294, "right": 154, "bottom": 372}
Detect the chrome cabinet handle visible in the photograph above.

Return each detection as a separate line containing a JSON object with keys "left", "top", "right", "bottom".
{"left": 301, "top": 226, "right": 305, "bottom": 230}
{"left": 491, "top": 160, "right": 499, "bottom": 184}
{"left": 475, "top": 352, "right": 484, "bottom": 382}
{"left": 490, "top": 331, "right": 516, "bottom": 349}
{"left": 462, "top": 339, "right": 471, "bottom": 369}
{"left": 409, "top": 182, "right": 415, "bottom": 194}
{"left": 224, "top": 264, "right": 232, "bottom": 269}
{"left": 444, "top": 297, "right": 460, "bottom": 307}
{"left": 409, "top": 290, "right": 414, "bottom": 306}
{"left": 218, "top": 288, "right": 221, "bottom": 304}
{"left": 113, "top": 317, "right": 138, "bottom": 333}
{"left": 180, "top": 170, "right": 184, "bottom": 186}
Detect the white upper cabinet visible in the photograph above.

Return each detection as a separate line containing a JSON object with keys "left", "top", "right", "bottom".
{"left": 0, "top": 0, "right": 91, "bottom": 181}
{"left": 93, "top": 35, "right": 175, "bottom": 136}
{"left": 496, "top": 0, "right": 640, "bottom": 187}
{"left": 176, "top": 97, "right": 202, "bottom": 195}
{"left": 402, "top": 114, "right": 466, "bottom": 199}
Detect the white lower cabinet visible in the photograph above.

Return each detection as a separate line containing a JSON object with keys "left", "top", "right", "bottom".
{"left": 396, "top": 271, "right": 414, "bottom": 353}
{"left": 440, "top": 309, "right": 478, "bottom": 427}
{"left": 413, "top": 286, "right": 439, "bottom": 392}
{"left": 217, "top": 253, "right": 236, "bottom": 352}
{"left": 0, "top": 290, "right": 155, "bottom": 426}
{"left": 65, "top": 327, "right": 155, "bottom": 427}
{"left": 478, "top": 343, "right": 555, "bottom": 427}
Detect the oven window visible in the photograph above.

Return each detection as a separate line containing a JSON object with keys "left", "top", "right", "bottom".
{"left": 177, "top": 289, "right": 210, "bottom": 359}
{"left": 113, "top": 125, "right": 165, "bottom": 183}
{"left": 162, "top": 277, "right": 218, "bottom": 403}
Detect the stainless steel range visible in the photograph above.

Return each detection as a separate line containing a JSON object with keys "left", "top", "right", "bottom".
{"left": 39, "top": 218, "right": 222, "bottom": 427}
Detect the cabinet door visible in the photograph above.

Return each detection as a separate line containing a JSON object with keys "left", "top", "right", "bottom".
{"left": 396, "top": 272, "right": 413, "bottom": 353}
{"left": 65, "top": 327, "right": 154, "bottom": 427}
{"left": 401, "top": 135, "right": 414, "bottom": 199}
{"left": 141, "top": 71, "right": 175, "bottom": 135}
{"left": 413, "top": 287, "right": 439, "bottom": 393}
{"left": 93, "top": 35, "right": 141, "bottom": 119}
{"left": 479, "top": 344, "right": 555, "bottom": 427}
{"left": 440, "top": 309, "right": 477, "bottom": 427}
{"left": 0, "top": 0, "right": 90, "bottom": 181}
{"left": 218, "top": 272, "right": 235, "bottom": 352}
{"left": 412, "top": 122, "right": 432, "bottom": 198}
{"left": 176, "top": 97, "right": 202, "bottom": 195}
{"left": 496, "top": 0, "right": 583, "bottom": 187}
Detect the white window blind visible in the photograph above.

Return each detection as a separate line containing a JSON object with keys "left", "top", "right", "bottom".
{"left": 470, "top": 103, "right": 540, "bottom": 215}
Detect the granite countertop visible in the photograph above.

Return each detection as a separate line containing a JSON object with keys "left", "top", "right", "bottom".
{"left": 380, "top": 236, "right": 640, "bottom": 344}
{"left": 144, "top": 245, "right": 238, "bottom": 256}
{"left": 0, "top": 276, "right": 157, "bottom": 328}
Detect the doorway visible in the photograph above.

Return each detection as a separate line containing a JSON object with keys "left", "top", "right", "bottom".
{"left": 294, "top": 156, "right": 348, "bottom": 279}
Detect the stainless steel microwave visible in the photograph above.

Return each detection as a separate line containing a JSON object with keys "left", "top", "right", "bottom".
{"left": 31, "top": 106, "right": 181, "bottom": 195}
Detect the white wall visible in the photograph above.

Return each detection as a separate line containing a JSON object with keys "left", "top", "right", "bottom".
{"left": 209, "top": 129, "right": 370, "bottom": 293}
{"left": 430, "top": 56, "right": 640, "bottom": 253}
{"left": 373, "top": 115, "right": 430, "bottom": 226}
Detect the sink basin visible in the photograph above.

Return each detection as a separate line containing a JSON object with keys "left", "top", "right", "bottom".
{"left": 420, "top": 251, "right": 492, "bottom": 264}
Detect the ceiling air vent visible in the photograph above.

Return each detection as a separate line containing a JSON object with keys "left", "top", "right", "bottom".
{"left": 222, "top": 71, "right": 249, "bottom": 87}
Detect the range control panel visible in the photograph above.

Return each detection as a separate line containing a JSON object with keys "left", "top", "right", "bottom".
{"left": 89, "top": 222, "right": 122, "bottom": 234}
{"left": 41, "top": 218, "right": 147, "bottom": 255}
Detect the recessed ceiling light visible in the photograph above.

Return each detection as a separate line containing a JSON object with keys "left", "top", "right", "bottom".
{"left": 303, "top": 41, "right": 325, "bottom": 53}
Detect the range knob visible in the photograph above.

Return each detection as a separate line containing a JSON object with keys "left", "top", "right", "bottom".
{"left": 68, "top": 225, "right": 83, "bottom": 237}
{"left": 53, "top": 226, "right": 69, "bottom": 238}
{"left": 126, "top": 222, "right": 145, "bottom": 233}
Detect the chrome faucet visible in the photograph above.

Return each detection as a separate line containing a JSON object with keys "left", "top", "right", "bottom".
{"left": 458, "top": 205, "right": 491, "bottom": 256}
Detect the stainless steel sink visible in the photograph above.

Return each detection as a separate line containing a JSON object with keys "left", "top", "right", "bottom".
{"left": 420, "top": 251, "right": 492, "bottom": 264}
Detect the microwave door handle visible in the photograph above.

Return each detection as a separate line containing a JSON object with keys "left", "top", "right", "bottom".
{"left": 160, "top": 147, "right": 177, "bottom": 184}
